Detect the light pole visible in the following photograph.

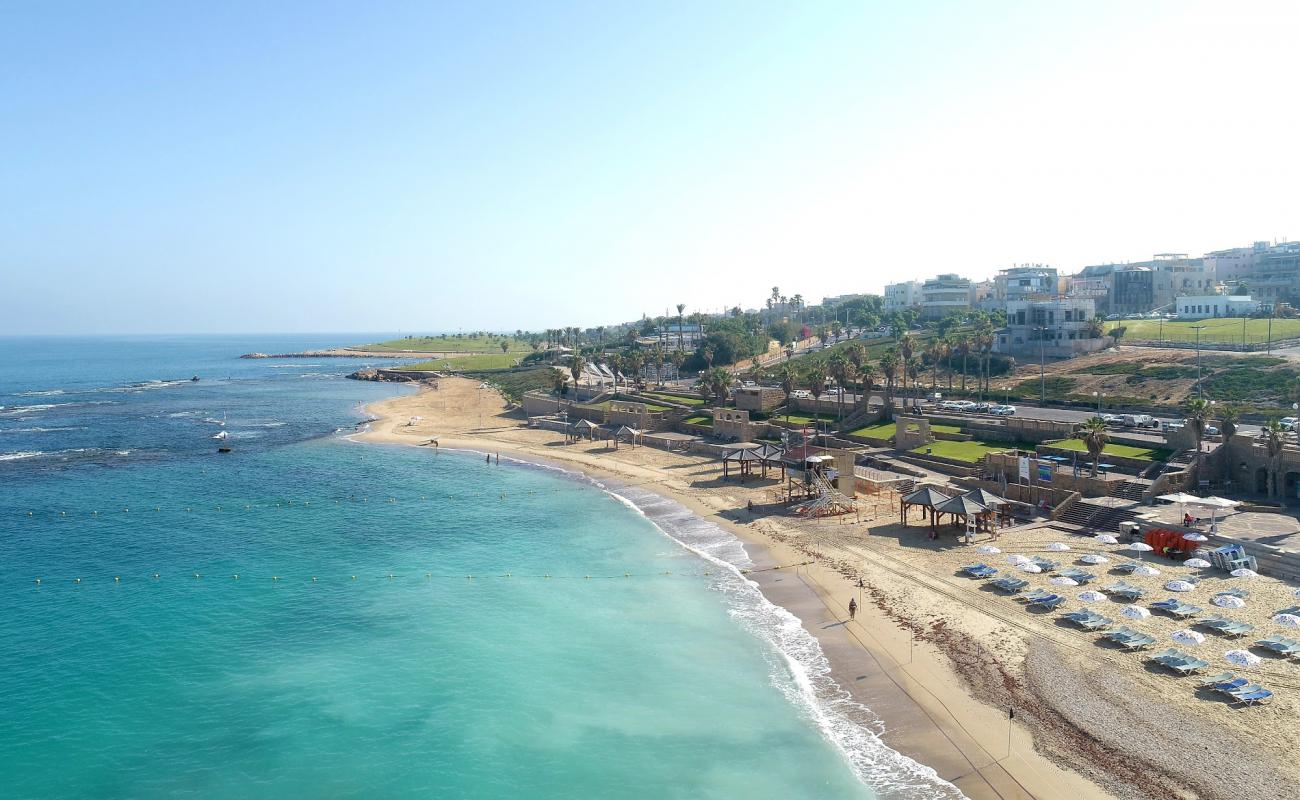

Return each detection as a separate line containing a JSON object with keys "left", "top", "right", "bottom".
{"left": 1035, "top": 326, "right": 1048, "bottom": 404}
{"left": 1092, "top": 390, "right": 1104, "bottom": 413}
{"left": 1191, "top": 324, "right": 1206, "bottom": 397}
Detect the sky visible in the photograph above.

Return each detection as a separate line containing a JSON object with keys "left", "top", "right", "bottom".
{"left": 3, "top": 0, "right": 1298, "bottom": 335}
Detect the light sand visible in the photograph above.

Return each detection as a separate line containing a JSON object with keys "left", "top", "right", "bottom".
{"left": 357, "top": 378, "right": 1300, "bottom": 800}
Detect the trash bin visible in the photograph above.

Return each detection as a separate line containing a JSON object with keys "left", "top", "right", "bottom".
{"left": 1119, "top": 521, "right": 1140, "bottom": 541}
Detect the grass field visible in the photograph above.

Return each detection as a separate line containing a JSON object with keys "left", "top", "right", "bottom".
{"left": 400, "top": 352, "right": 524, "bottom": 371}
{"left": 778, "top": 412, "right": 836, "bottom": 425}
{"left": 683, "top": 414, "right": 712, "bottom": 426}
{"left": 581, "top": 399, "right": 672, "bottom": 413}
{"left": 848, "top": 421, "right": 960, "bottom": 439}
{"left": 1105, "top": 317, "right": 1300, "bottom": 345}
{"left": 464, "top": 368, "right": 556, "bottom": 402}
{"left": 640, "top": 392, "right": 706, "bottom": 406}
{"left": 910, "top": 439, "right": 1020, "bottom": 463}
{"left": 364, "top": 335, "right": 532, "bottom": 353}
{"left": 1044, "top": 438, "right": 1171, "bottom": 462}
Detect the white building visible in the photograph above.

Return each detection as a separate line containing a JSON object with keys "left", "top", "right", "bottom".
{"left": 1176, "top": 294, "right": 1258, "bottom": 319}
{"left": 995, "top": 298, "right": 1106, "bottom": 358}
{"left": 995, "top": 265, "right": 1059, "bottom": 302}
{"left": 883, "top": 280, "right": 922, "bottom": 311}
{"left": 919, "top": 274, "right": 973, "bottom": 319}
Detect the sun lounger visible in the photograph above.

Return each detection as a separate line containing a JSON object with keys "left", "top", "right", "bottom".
{"left": 1030, "top": 556, "right": 1058, "bottom": 571}
{"left": 1198, "top": 671, "right": 1236, "bottom": 687}
{"left": 1196, "top": 614, "right": 1254, "bottom": 637}
{"left": 1057, "top": 568, "right": 1097, "bottom": 584}
{"left": 1149, "top": 599, "right": 1202, "bottom": 619}
{"left": 1214, "top": 587, "right": 1250, "bottom": 599}
{"left": 1234, "top": 689, "right": 1274, "bottom": 706}
{"left": 1254, "top": 637, "right": 1300, "bottom": 656}
{"left": 1017, "top": 589, "right": 1053, "bottom": 603}
{"left": 1221, "top": 622, "right": 1256, "bottom": 637}
{"left": 1103, "top": 626, "right": 1157, "bottom": 650}
{"left": 1169, "top": 657, "right": 1209, "bottom": 675}
{"left": 1026, "top": 593, "right": 1065, "bottom": 609}
{"left": 1061, "top": 610, "right": 1112, "bottom": 630}
{"left": 1209, "top": 678, "right": 1250, "bottom": 695}
{"left": 989, "top": 577, "right": 1030, "bottom": 593}
{"left": 1102, "top": 581, "right": 1145, "bottom": 600}
{"left": 960, "top": 563, "right": 998, "bottom": 578}
{"left": 1276, "top": 605, "right": 1300, "bottom": 617}
{"left": 1112, "top": 560, "right": 1142, "bottom": 574}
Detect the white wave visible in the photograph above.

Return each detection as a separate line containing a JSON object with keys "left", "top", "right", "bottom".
{"left": 0, "top": 426, "right": 86, "bottom": 434}
{"left": 0, "top": 450, "right": 44, "bottom": 461}
{"left": 15, "top": 389, "right": 66, "bottom": 397}
{"left": 200, "top": 417, "right": 225, "bottom": 425}
{"left": 269, "top": 363, "right": 321, "bottom": 367}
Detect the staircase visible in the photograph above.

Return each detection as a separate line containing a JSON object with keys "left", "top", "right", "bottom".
{"left": 1110, "top": 480, "right": 1148, "bottom": 502}
{"left": 1056, "top": 498, "right": 1142, "bottom": 532}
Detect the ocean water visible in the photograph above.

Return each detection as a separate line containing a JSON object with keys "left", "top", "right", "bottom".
{"left": 0, "top": 336, "right": 959, "bottom": 799}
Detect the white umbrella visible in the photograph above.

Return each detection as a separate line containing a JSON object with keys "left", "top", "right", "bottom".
{"left": 1184, "top": 558, "right": 1211, "bottom": 568}
{"left": 1122, "top": 605, "right": 1151, "bottom": 620}
{"left": 1229, "top": 568, "right": 1259, "bottom": 579}
{"left": 1006, "top": 554, "right": 1031, "bottom": 565}
{"left": 1078, "top": 590, "right": 1106, "bottom": 603}
{"left": 1224, "top": 649, "right": 1261, "bottom": 668}
{"left": 977, "top": 545, "right": 1001, "bottom": 555}
{"left": 1172, "top": 629, "right": 1206, "bottom": 646}
{"left": 1157, "top": 492, "right": 1201, "bottom": 504}
{"left": 1080, "top": 554, "right": 1110, "bottom": 565}
{"left": 1213, "top": 595, "right": 1246, "bottom": 609}
{"left": 1165, "top": 580, "right": 1196, "bottom": 592}
{"left": 1183, "top": 533, "right": 1208, "bottom": 542}
{"left": 1189, "top": 496, "right": 1240, "bottom": 533}
{"left": 1095, "top": 534, "right": 1119, "bottom": 545}
{"left": 1271, "top": 614, "right": 1300, "bottom": 628}
{"left": 1127, "top": 543, "right": 1154, "bottom": 559}
{"left": 1046, "top": 542, "right": 1071, "bottom": 552}
{"left": 1050, "top": 576, "right": 1079, "bottom": 586}
{"left": 1132, "top": 565, "right": 1161, "bottom": 577}
{"left": 1019, "top": 563, "right": 1043, "bottom": 574}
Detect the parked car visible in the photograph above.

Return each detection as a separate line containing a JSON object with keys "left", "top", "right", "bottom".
{"left": 1205, "top": 425, "right": 1221, "bottom": 436}
{"left": 990, "top": 404, "right": 1016, "bottom": 416}
{"left": 972, "top": 402, "right": 991, "bottom": 413}
{"left": 1281, "top": 417, "right": 1300, "bottom": 431}
{"left": 790, "top": 389, "right": 811, "bottom": 399}
{"left": 1100, "top": 414, "right": 1122, "bottom": 426}
{"left": 952, "top": 401, "right": 977, "bottom": 412}
{"left": 1121, "top": 414, "right": 1159, "bottom": 429}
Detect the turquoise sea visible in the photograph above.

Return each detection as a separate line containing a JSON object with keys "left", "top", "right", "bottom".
{"left": 0, "top": 336, "right": 959, "bottom": 799}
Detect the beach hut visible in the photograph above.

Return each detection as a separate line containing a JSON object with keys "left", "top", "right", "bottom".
{"left": 613, "top": 425, "right": 642, "bottom": 449}
{"left": 570, "top": 418, "right": 600, "bottom": 442}
{"left": 753, "top": 443, "right": 788, "bottom": 479}
{"left": 900, "top": 486, "right": 951, "bottom": 530}
{"left": 962, "top": 488, "right": 1012, "bottom": 528}
{"left": 721, "top": 447, "right": 765, "bottom": 481}
{"left": 934, "top": 494, "right": 989, "bottom": 531}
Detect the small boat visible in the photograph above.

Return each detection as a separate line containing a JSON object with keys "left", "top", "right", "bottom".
{"left": 191, "top": 376, "right": 200, "bottom": 382}
{"left": 213, "top": 430, "right": 229, "bottom": 441}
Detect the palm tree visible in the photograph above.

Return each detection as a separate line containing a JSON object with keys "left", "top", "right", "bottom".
{"left": 905, "top": 356, "right": 922, "bottom": 409}
{"left": 652, "top": 344, "right": 665, "bottom": 386}
{"left": 1218, "top": 405, "right": 1239, "bottom": 441}
{"left": 694, "top": 367, "right": 731, "bottom": 406}
{"left": 858, "top": 361, "right": 878, "bottom": 411}
{"left": 828, "top": 352, "right": 850, "bottom": 421}
{"left": 808, "top": 373, "right": 826, "bottom": 437}
{"left": 1265, "top": 419, "right": 1285, "bottom": 497}
{"left": 670, "top": 350, "right": 686, "bottom": 381}
{"left": 1080, "top": 416, "right": 1109, "bottom": 477}
{"left": 702, "top": 344, "right": 715, "bottom": 369}
{"left": 676, "top": 303, "right": 686, "bottom": 353}
{"left": 956, "top": 335, "right": 971, "bottom": 393}
{"left": 879, "top": 349, "right": 899, "bottom": 417}
{"left": 567, "top": 354, "right": 586, "bottom": 391}
{"left": 1185, "top": 397, "right": 1210, "bottom": 463}
{"left": 925, "top": 341, "right": 941, "bottom": 390}
{"left": 977, "top": 325, "right": 994, "bottom": 399}
{"left": 777, "top": 363, "right": 797, "bottom": 425}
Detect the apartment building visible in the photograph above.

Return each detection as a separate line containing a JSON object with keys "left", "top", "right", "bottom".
{"left": 919, "top": 274, "right": 974, "bottom": 319}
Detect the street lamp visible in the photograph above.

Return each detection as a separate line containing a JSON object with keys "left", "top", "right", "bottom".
{"left": 1190, "top": 324, "right": 1207, "bottom": 397}
{"left": 1034, "top": 326, "right": 1049, "bottom": 404}
{"left": 1092, "top": 390, "right": 1105, "bottom": 413}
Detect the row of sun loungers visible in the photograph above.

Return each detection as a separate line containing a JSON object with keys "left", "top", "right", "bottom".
{"left": 960, "top": 563, "right": 998, "bottom": 578}
{"left": 1015, "top": 589, "right": 1066, "bottom": 608}
{"left": 1197, "top": 615, "right": 1256, "bottom": 638}
{"left": 1198, "top": 673, "right": 1275, "bottom": 705}
{"left": 1055, "top": 567, "right": 1097, "bottom": 584}
{"left": 1102, "top": 625, "right": 1158, "bottom": 650}
{"left": 1102, "top": 581, "right": 1145, "bottom": 600}
{"left": 1255, "top": 635, "right": 1300, "bottom": 658}
{"left": 1150, "top": 598, "right": 1203, "bottom": 618}
{"left": 1061, "top": 609, "right": 1113, "bottom": 630}
{"left": 1110, "top": 560, "right": 1145, "bottom": 574}
{"left": 1145, "top": 648, "right": 1210, "bottom": 674}
{"left": 989, "top": 576, "right": 1029, "bottom": 593}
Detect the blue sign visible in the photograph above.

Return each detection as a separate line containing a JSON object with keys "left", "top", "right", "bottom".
{"left": 1038, "top": 463, "right": 1053, "bottom": 482}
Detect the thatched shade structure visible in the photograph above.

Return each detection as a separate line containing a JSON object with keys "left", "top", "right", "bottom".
{"left": 900, "top": 486, "right": 951, "bottom": 528}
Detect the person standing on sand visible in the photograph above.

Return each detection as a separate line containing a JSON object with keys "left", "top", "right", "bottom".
{"left": 848, "top": 598, "right": 857, "bottom": 620}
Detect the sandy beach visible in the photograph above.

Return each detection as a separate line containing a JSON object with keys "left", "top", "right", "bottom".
{"left": 357, "top": 377, "right": 1300, "bottom": 800}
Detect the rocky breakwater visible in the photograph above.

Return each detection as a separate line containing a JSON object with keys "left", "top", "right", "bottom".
{"left": 346, "top": 368, "right": 439, "bottom": 383}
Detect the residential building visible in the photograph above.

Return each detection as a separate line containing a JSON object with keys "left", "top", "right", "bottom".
{"left": 1176, "top": 294, "right": 1258, "bottom": 319}
{"left": 994, "top": 265, "right": 1059, "bottom": 302}
{"left": 733, "top": 386, "right": 786, "bottom": 414}
{"left": 1111, "top": 267, "right": 1155, "bottom": 316}
{"left": 883, "top": 280, "right": 922, "bottom": 311}
{"left": 995, "top": 298, "right": 1105, "bottom": 358}
{"left": 1246, "top": 242, "right": 1300, "bottom": 306}
{"left": 1083, "top": 254, "right": 1210, "bottom": 315}
{"left": 919, "top": 274, "right": 973, "bottom": 319}
{"left": 1204, "top": 242, "right": 1270, "bottom": 282}
{"left": 657, "top": 323, "right": 703, "bottom": 351}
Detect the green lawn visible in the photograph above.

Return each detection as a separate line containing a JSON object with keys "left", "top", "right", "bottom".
{"left": 910, "top": 439, "right": 1020, "bottom": 463}
{"left": 641, "top": 392, "right": 706, "bottom": 406}
{"left": 778, "top": 412, "right": 836, "bottom": 425}
{"left": 581, "top": 400, "right": 672, "bottom": 413}
{"left": 1105, "top": 317, "right": 1300, "bottom": 345}
{"left": 465, "top": 368, "right": 557, "bottom": 403}
{"left": 683, "top": 414, "right": 713, "bottom": 426}
{"left": 1044, "top": 438, "right": 1171, "bottom": 462}
{"left": 400, "top": 352, "right": 524, "bottom": 371}
{"left": 848, "top": 421, "right": 960, "bottom": 439}
{"left": 363, "top": 335, "right": 532, "bottom": 353}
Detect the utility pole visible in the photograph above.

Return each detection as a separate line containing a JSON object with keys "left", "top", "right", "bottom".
{"left": 1191, "top": 324, "right": 1206, "bottom": 397}
{"left": 1036, "top": 326, "right": 1047, "bottom": 404}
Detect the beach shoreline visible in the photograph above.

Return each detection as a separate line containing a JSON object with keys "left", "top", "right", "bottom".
{"left": 353, "top": 379, "right": 1124, "bottom": 800}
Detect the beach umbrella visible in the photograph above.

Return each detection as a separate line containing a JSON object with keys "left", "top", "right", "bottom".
{"left": 1132, "top": 564, "right": 1161, "bottom": 577}
{"left": 1184, "top": 558, "right": 1211, "bottom": 569}
{"left": 1172, "top": 629, "right": 1206, "bottom": 646}
{"left": 1078, "top": 590, "right": 1106, "bottom": 603}
{"left": 1080, "top": 554, "right": 1110, "bottom": 565}
{"left": 1126, "top": 542, "right": 1154, "bottom": 560}
{"left": 1019, "top": 563, "right": 1043, "bottom": 574}
{"left": 1046, "top": 542, "right": 1071, "bottom": 552}
{"left": 1224, "top": 649, "right": 1261, "bottom": 668}
{"left": 1006, "top": 554, "right": 1031, "bottom": 565}
{"left": 1213, "top": 595, "right": 1246, "bottom": 609}
{"left": 1189, "top": 496, "right": 1240, "bottom": 533}
{"left": 1050, "top": 576, "right": 1078, "bottom": 587}
{"left": 1295, "top": 588, "right": 1300, "bottom": 600}
{"left": 1121, "top": 605, "right": 1151, "bottom": 620}
{"left": 1183, "top": 533, "right": 1208, "bottom": 543}
{"left": 1229, "top": 568, "right": 1259, "bottom": 579}
{"left": 1165, "top": 580, "right": 1196, "bottom": 592}
{"left": 1095, "top": 534, "right": 1119, "bottom": 545}
{"left": 1272, "top": 614, "right": 1300, "bottom": 628}
{"left": 977, "top": 545, "right": 1001, "bottom": 555}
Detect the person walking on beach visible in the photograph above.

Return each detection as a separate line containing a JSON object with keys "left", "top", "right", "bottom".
{"left": 848, "top": 598, "right": 857, "bottom": 620}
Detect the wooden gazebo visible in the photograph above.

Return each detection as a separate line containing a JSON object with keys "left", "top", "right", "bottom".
{"left": 934, "top": 494, "right": 990, "bottom": 530}
{"left": 962, "top": 488, "right": 1012, "bottom": 528}
{"left": 753, "top": 443, "right": 787, "bottom": 479}
{"left": 612, "top": 425, "right": 642, "bottom": 449}
{"left": 900, "top": 486, "right": 951, "bottom": 529}
{"left": 568, "top": 418, "right": 600, "bottom": 442}
{"left": 721, "top": 447, "right": 765, "bottom": 481}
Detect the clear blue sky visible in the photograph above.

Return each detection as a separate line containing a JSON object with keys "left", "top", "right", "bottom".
{"left": 3, "top": 1, "right": 1297, "bottom": 335}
